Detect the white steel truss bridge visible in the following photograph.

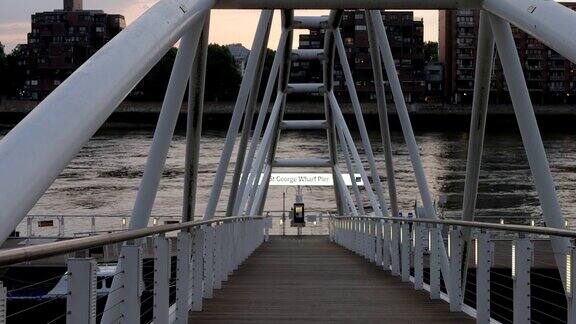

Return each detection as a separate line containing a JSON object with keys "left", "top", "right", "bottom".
{"left": 1, "top": 0, "right": 576, "bottom": 323}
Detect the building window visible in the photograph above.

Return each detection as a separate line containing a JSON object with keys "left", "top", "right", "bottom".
{"left": 30, "top": 80, "right": 39, "bottom": 86}
{"left": 54, "top": 80, "right": 61, "bottom": 86}
{"left": 96, "top": 26, "right": 105, "bottom": 33}
{"left": 344, "top": 37, "right": 354, "bottom": 45}
{"left": 355, "top": 25, "right": 367, "bottom": 31}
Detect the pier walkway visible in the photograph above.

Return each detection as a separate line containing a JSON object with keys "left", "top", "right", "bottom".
{"left": 189, "top": 236, "right": 473, "bottom": 323}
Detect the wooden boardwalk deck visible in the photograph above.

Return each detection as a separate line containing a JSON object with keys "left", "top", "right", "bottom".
{"left": 189, "top": 235, "right": 474, "bottom": 323}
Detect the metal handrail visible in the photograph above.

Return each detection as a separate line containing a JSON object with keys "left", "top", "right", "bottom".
{"left": 331, "top": 215, "right": 576, "bottom": 239}
{"left": 0, "top": 216, "right": 263, "bottom": 267}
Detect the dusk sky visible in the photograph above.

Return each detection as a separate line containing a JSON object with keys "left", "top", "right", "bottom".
{"left": 0, "top": 0, "right": 439, "bottom": 53}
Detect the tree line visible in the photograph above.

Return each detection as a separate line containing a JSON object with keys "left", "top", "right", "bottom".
{"left": 0, "top": 41, "right": 275, "bottom": 102}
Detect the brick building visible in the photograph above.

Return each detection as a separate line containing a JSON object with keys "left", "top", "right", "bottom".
{"left": 439, "top": 5, "right": 576, "bottom": 104}
{"left": 21, "top": 0, "right": 125, "bottom": 99}
{"left": 292, "top": 10, "right": 426, "bottom": 103}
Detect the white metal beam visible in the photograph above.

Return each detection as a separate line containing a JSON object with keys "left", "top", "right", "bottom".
{"left": 369, "top": 9, "right": 451, "bottom": 292}
{"left": 214, "top": 0, "right": 480, "bottom": 9}
{"left": 460, "top": 10, "right": 494, "bottom": 294}
{"left": 489, "top": 12, "right": 570, "bottom": 286}
{"left": 204, "top": 10, "right": 274, "bottom": 219}
{"left": 0, "top": 0, "right": 214, "bottom": 244}
{"left": 483, "top": 0, "right": 576, "bottom": 63}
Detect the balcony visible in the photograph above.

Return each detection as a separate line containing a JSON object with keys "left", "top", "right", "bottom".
{"left": 457, "top": 21, "right": 475, "bottom": 27}
{"left": 550, "top": 86, "right": 566, "bottom": 91}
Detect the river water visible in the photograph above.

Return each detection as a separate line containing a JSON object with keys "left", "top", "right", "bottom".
{"left": 3, "top": 125, "right": 576, "bottom": 234}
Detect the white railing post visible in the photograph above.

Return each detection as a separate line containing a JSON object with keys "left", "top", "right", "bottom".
{"left": 370, "top": 221, "right": 376, "bottom": 263}
{"left": 363, "top": 221, "right": 368, "bottom": 259}
{"left": 67, "top": 258, "right": 97, "bottom": 324}
{"left": 153, "top": 235, "right": 170, "bottom": 322}
{"left": 226, "top": 223, "right": 234, "bottom": 276}
{"left": 391, "top": 221, "right": 401, "bottom": 276}
{"left": 449, "top": 227, "right": 462, "bottom": 312}
{"left": 413, "top": 224, "right": 424, "bottom": 290}
{"left": 430, "top": 225, "right": 441, "bottom": 299}
{"left": 513, "top": 236, "right": 532, "bottom": 324}
{"left": 176, "top": 231, "right": 192, "bottom": 323}
{"left": 213, "top": 225, "right": 222, "bottom": 290}
{"left": 375, "top": 220, "right": 383, "bottom": 266}
{"left": 121, "top": 245, "right": 142, "bottom": 323}
{"left": 382, "top": 221, "right": 391, "bottom": 271}
{"left": 204, "top": 226, "right": 215, "bottom": 298}
{"left": 191, "top": 228, "right": 205, "bottom": 312}
{"left": 401, "top": 222, "right": 410, "bottom": 282}
{"left": 477, "top": 231, "right": 493, "bottom": 324}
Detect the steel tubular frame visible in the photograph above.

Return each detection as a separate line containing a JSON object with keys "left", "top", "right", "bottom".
{"left": 2, "top": 0, "right": 576, "bottom": 321}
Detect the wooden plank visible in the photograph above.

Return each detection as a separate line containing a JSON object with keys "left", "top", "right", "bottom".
{"left": 189, "top": 236, "right": 474, "bottom": 322}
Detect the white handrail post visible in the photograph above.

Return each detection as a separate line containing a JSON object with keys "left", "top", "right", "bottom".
{"left": 204, "top": 226, "right": 215, "bottom": 298}
{"left": 413, "top": 224, "right": 424, "bottom": 290}
{"left": 512, "top": 236, "right": 532, "bottom": 324}
{"left": 213, "top": 225, "right": 223, "bottom": 290}
{"left": 449, "top": 228, "right": 462, "bottom": 312}
{"left": 430, "top": 225, "right": 441, "bottom": 300}
{"left": 391, "top": 221, "right": 401, "bottom": 276}
{"left": 382, "top": 221, "right": 391, "bottom": 271}
{"left": 67, "top": 258, "right": 97, "bottom": 324}
{"left": 477, "top": 231, "right": 493, "bottom": 323}
{"left": 400, "top": 222, "right": 410, "bottom": 282}
{"left": 191, "top": 228, "right": 205, "bottom": 312}
{"left": 375, "top": 220, "right": 383, "bottom": 266}
{"left": 175, "top": 231, "right": 192, "bottom": 323}
{"left": 153, "top": 234, "right": 170, "bottom": 322}
{"left": 121, "top": 245, "right": 142, "bottom": 323}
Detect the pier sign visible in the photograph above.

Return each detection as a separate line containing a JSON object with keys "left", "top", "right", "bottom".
{"left": 266, "top": 173, "right": 364, "bottom": 186}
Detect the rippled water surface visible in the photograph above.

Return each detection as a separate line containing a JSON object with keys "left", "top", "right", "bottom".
{"left": 3, "top": 126, "right": 576, "bottom": 230}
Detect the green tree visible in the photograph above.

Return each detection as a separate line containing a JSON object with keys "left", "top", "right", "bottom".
{"left": 258, "top": 48, "right": 276, "bottom": 99}
{"left": 0, "top": 42, "right": 6, "bottom": 96}
{"left": 205, "top": 44, "right": 241, "bottom": 101}
{"left": 424, "top": 41, "right": 439, "bottom": 63}
{"left": 131, "top": 44, "right": 242, "bottom": 101}
{"left": 5, "top": 45, "right": 27, "bottom": 98}
{"left": 130, "top": 47, "right": 178, "bottom": 101}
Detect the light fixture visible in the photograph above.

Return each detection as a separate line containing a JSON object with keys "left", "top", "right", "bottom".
{"left": 122, "top": 217, "right": 127, "bottom": 226}
{"left": 428, "top": 229, "right": 432, "bottom": 252}
{"left": 500, "top": 219, "right": 505, "bottom": 225}
{"left": 531, "top": 219, "right": 535, "bottom": 226}
{"left": 448, "top": 233, "right": 451, "bottom": 257}
{"left": 474, "top": 238, "right": 478, "bottom": 266}
{"left": 153, "top": 218, "right": 158, "bottom": 226}
{"left": 567, "top": 253, "right": 572, "bottom": 296}
{"left": 512, "top": 242, "right": 516, "bottom": 279}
